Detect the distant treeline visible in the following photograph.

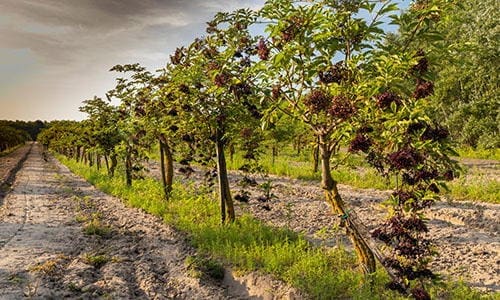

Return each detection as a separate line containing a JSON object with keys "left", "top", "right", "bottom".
{"left": 0, "top": 120, "right": 46, "bottom": 152}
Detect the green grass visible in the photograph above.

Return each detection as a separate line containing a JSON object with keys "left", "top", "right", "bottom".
{"left": 448, "top": 168, "right": 500, "bottom": 204}
{"left": 227, "top": 148, "right": 393, "bottom": 190}
{"left": 58, "top": 155, "right": 496, "bottom": 299}
{"left": 456, "top": 147, "right": 500, "bottom": 160}
{"left": 227, "top": 147, "right": 500, "bottom": 203}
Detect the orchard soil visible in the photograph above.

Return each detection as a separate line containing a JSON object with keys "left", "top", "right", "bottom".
{"left": 0, "top": 143, "right": 299, "bottom": 299}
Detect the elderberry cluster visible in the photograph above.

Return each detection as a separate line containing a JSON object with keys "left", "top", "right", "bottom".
{"left": 413, "top": 80, "right": 434, "bottom": 99}
{"left": 376, "top": 91, "right": 401, "bottom": 109}
{"left": 387, "top": 147, "right": 423, "bottom": 170}
{"left": 411, "top": 50, "right": 429, "bottom": 76}
{"left": 303, "top": 89, "right": 331, "bottom": 113}
{"left": 318, "top": 61, "right": 348, "bottom": 84}
{"left": 348, "top": 133, "right": 372, "bottom": 153}
{"left": 257, "top": 39, "right": 270, "bottom": 60}
{"left": 329, "top": 95, "right": 356, "bottom": 119}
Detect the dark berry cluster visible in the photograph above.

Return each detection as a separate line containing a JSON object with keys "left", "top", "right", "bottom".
{"left": 407, "top": 121, "right": 427, "bottom": 134}
{"left": 257, "top": 39, "right": 270, "bottom": 61}
{"left": 178, "top": 84, "right": 190, "bottom": 94}
{"left": 422, "top": 125, "right": 449, "bottom": 141}
{"left": 372, "top": 215, "right": 430, "bottom": 258}
{"left": 203, "top": 46, "right": 219, "bottom": 59}
{"left": 443, "top": 169, "right": 455, "bottom": 181}
{"left": 280, "top": 16, "right": 303, "bottom": 42}
{"left": 413, "top": 80, "right": 434, "bottom": 99}
{"left": 411, "top": 50, "right": 428, "bottom": 76}
{"left": 348, "top": 134, "right": 372, "bottom": 153}
{"left": 387, "top": 147, "right": 423, "bottom": 170}
{"left": 303, "top": 89, "right": 331, "bottom": 113}
{"left": 271, "top": 85, "right": 281, "bottom": 99}
{"left": 170, "top": 47, "right": 184, "bottom": 65}
{"left": 357, "top": 125, "right": 374, "bottom": 133}
{"left": 214, "top": 72, "right": 230, "bottom": 87}
{"left": 392, "top": 190, "right": 415, "bottom": 205}
{"left": 230, "top": 82, "right": 252, "bottom": 99}
{"left": 329, "top": 95, "right": 356, "bottom": 119}
{"left": 402, "top": 168, "right": 439, "bottom": 185}
{"left": 318, "top": 61, "right": 348, "bottom": 84}
{"left": 207, "top": 62, "right": 219, "bottom": 71}
{"left": 206, "top": 20, "right": 218, "bottom": 34}
{"left": 411, "top": 287, "right": 431, "bottom": 300}
{"left": 376, "top": 91, "right": 401, "bottom": 109}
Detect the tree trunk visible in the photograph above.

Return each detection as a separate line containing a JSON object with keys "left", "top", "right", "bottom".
{"left": 229, "top": 144, "right": 235, "bottom": 163}
{"left": 88, "top": 152, "right": 93, "bottom": 167}
{"left": 313, "top": 136, "right": 320, "bottom": 173}
{"left": 104, "top": 154, "right": 110, "bottom": 175}
{"left": 216, "top": 128, "right": 235, "bottom": 224}
{"left": 272, "top": 146, "right": 277, "bottom": 166}
{"left": 82, "top": 149, "right": 87, "bottom": 165}
{"left": 159, "top": 138, "right": 174, "bottom": 199}
{"left": 125, "top": 152, "right": 132, "bottom": 186}
{"left": 76, "top": 146, "right": 81, "bottom": 162}
{"left": 96, "top": 154, "right": 101, "bottom": 170}
{"left": 110, "top": 153, "right": 117, "bottom": 177}
{"left": 318, "top": 135, "right": 376, "bottom": 274}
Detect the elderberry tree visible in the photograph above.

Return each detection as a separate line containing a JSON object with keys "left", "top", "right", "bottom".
{"left": 79, "top": 96, "right": 121, "bottom": 177}
{"left": 106, "top": 64, "right": 155, "bottom": 186}
{"left": 258, "top": 0, "right": 403, "bottom": 275}
{"left": 167, "top": 9, "right": 263, "bottom": 223}
{"left": 257, "top": 2, "right": 458, "bottom": 296}
{"left": 346, "top": 2, "right": 459, "bottom": 298}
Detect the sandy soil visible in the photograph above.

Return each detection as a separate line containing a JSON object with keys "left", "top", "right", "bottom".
{"left": 0, "top": 144, "right": 32, "bottom": 201}
{"left": 149, "top": 160, "right": 499, "bottom": 293}
{"left": 0, "top": 144, "right": 300, "bottom": 299}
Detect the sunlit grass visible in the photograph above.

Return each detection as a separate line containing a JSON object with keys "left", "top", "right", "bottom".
{"left": 456, "top": 147, "right": 500, "bottom": 160}
{"left": 227, "top": 146, "right": 499, "bottom": 203}
{"left": 59, "top": 155, "right": 496, "bottom": 299}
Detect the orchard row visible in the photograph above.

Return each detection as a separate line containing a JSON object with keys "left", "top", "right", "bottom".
{"left": 38, "top": 1, "right": 459, "bottom": 298}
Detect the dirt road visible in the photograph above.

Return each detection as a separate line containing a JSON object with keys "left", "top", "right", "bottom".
{"left": 0, "top": 144, "right": 267, "bottom": 299}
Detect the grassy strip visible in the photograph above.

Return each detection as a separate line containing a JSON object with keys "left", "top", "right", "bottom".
{"left": 448, "top": 168, "right": 500, "bottom": 204}
{"left": 59, "top": 156, "right": 495, "bottom": 299}
{"left": 227, "top": 149, "right": 499, "bottom": 204}
{"left": 456, "top": 147, "right": 500, "bottom": 160}
{"left": 227, "top": 149, "right": 393, "bottom": 190}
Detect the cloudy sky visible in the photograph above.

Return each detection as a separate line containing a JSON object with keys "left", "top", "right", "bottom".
{"left": 0, "top": 0, "right": 408, "bottom": 121}
{"left": 0, "top": 0, "right": 266, "bottom": 121}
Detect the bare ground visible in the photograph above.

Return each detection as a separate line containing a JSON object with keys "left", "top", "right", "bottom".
{"left": 0, "top": 144, "right": 300, "bottom": 299}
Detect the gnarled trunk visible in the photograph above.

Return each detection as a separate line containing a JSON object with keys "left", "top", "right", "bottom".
{"left": 319, "top": 135, "right": 376, "bottom": 274}
{"left": 159, "top": 137, "right": 174, "bottom": 199}
{"left": 216, "top": 128, "right": 235, "bottom": 224}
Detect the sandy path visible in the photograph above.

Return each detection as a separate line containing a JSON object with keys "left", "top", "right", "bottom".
{"left": 149, "top": 161, "right": 499, "bottom": 292}
{"left": 0, "top": 144, "right": 252, "bottom": 299}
